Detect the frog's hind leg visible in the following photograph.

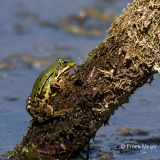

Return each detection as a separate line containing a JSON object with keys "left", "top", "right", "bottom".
{"left": 33, "top": 102, "right": 54, "bottom": 123}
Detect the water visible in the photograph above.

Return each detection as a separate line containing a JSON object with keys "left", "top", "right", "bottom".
{"left": 0, "top": 0, "right": 160, "bottom": 159}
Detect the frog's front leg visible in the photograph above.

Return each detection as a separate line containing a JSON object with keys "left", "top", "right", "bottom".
{"left": 50, "top": 81, "right": 62, "bottom": 90}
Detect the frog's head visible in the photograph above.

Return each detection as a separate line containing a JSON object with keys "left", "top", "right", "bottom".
{"left": 56, "top": 58, "right": 76, "bottom": 76}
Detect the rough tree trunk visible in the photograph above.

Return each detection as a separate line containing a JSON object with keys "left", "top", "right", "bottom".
{"left": 8, "top": 0, "right": 160, "bottom": 159}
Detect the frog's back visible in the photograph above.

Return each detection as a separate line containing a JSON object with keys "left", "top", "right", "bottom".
{"left": 30, "top": 58, "right": 63, "bottom": 101}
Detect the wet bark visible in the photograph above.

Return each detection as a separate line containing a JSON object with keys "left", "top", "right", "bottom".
{"left": 8, "top": 0, "right": 160, "bottom": 159}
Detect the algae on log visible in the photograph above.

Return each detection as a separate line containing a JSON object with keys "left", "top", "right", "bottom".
{"left": 8, "top": 0, "right": 160, "bottom": 159}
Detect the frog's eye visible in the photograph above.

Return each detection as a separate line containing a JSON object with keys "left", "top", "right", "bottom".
{"left": 60, "top": 60, "right": 67, "bottom": 65}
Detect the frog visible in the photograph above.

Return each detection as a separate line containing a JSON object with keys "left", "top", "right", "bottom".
{"left": 26, "top": 58, "right": 75, "bottom": 123}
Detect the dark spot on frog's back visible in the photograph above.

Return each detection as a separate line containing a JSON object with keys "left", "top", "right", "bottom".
{"left": 37, "top": 93, "right": 45, "bottom": 99}
{"left": 48, "top": 91, "right": 52, "bottom": 96}
{"left": 43, "top": 91, "right": 46, "bottom": 94}
{"left": 43, "top": 103, "right": 47, "bottom": 109}
{"left": 45, "top": 99, "right": 48, "bottom": 103}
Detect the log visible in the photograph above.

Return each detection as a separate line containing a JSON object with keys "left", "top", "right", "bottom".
{"left": 8, "top": 0, "right": 160, "bottom": 159}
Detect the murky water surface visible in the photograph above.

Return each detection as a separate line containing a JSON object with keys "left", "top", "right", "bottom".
{"left": 0, "top": 0, "right": 160, "bottom": 159}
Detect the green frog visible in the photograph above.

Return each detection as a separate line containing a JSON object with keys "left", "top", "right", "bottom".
{"left": 26, "top": 58, "right": 75, "bottom": 122}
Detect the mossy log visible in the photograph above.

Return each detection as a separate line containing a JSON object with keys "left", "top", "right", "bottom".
{"left": 8, "top": 0, "right": 160, "bottom": 159}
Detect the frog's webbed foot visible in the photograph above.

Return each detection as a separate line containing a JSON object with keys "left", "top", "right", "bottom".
{"left": 35, "top": 106, "right": 73, "bottom": 123}
{"left": 54, "top": 108, "right": 73, "bottom": 117}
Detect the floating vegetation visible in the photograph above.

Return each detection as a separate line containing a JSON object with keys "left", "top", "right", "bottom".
{"left": 0, "top": 63, "right": 15, "bottom": 70}
{"left": 135, "top": 136, "right": 160, "bottom": 144}
{"left": 40, "top": 7, "right": 115, "bottom": 37}
{"left": 97, "top": 151, "right": 114, "bottom": 159}
{"left": 115, "top": 128, "right": 150, "bottom": 136}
